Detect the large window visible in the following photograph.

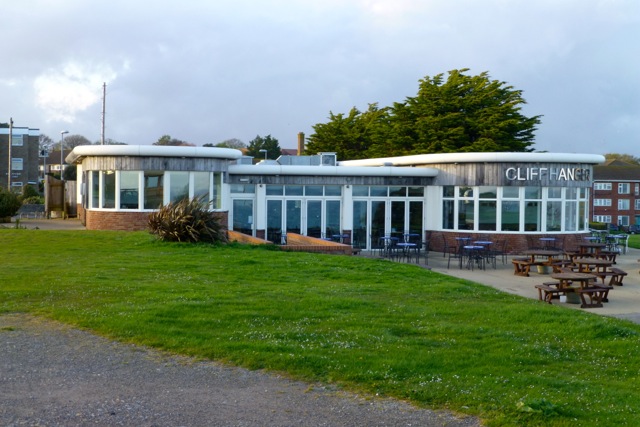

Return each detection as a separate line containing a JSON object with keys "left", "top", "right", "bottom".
{"left": 619, "top": 183, "right": 630, "bottom": 194}
{"left": 618, "top": 199, "right": 630, "bottom": 210}
{"left": 593, "top": 199, "right": 612, "bottom": 206}
{"left": 11, "top": 158, "right": 23, "bottom": 171}
{"left": 594, "top": 183, "right": 612, "bottom": 191}
{"left": 87, "top": 170, "right": 221, "bottom": 211}
{"left": 442, "top": 186, "right": 588, "bottom": 232}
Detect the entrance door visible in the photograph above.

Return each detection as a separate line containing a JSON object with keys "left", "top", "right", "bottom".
{"left": 267, "top": 199, "right": 284, "bottom": 243}
{"left": 232, "top": 199, "right": 254, "bottom": 236}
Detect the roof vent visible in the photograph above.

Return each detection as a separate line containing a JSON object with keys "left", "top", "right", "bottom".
{"left": 319, "top": 152, "right": 336, "bottom": 166}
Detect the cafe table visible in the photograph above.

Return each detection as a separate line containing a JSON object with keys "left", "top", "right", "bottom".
{"left": 550, "top": 272, "right": 604, "bottom": 308}
{"left": 578, "top": 242, "right": 607, "bottom": 255}
{"left": 539, "top": 237, "right": 557, "bottom": 249}
{"left": 523, "top": 249, "right": 563, "bottom": 273}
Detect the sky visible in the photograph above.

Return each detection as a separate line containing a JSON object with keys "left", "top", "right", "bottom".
{"left": 2, "top": 0, "right": 639, "bottom": 155}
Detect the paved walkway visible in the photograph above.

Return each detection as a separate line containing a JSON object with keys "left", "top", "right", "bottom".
{"left": 423, "top": 246, "right": 640, "bottom": 323}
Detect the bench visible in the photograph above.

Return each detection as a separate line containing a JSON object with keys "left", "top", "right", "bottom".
{"left": 512, "top": 258, "right": 545, "bottom": 277}
{"left": 575, "top": 286, "right": 607, "bottom": 308}
{"left": 593, "top": 267, "right": 627, "bottom": 287}
{"left": 535, "top": 283, "right": 563, "bottom": 304}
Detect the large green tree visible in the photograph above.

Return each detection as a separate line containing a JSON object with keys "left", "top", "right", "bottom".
{"left": 246, "top": 135, "right": 281, "bottom": 160}
{"left": 306, "top": 69, "right": 541, "bottom": 160}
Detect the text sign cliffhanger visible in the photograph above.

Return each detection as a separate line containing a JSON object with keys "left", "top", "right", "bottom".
{"left": 505, "top": 167, "right": 590, "bottom": 182}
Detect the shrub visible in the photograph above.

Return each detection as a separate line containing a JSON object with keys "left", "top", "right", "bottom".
{"left": 22, "top": 184, "right": 40, "bottom": 199}
{"left": 148, "top": 196, "right": 228, "bottom": 243}
{"left": 0, "top": 188, "right": 21, "bottom": 219}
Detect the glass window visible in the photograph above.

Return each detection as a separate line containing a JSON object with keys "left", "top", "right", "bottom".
{"left": 11, "top": 158, "right": 23, "bottom": 170}
{"left": 326, "top": 200, "right": 341, "bottom": 236}
{"left": 389, "top": 187, "right": 406, "bottom": 197}
{"left": 594, "top": 183, "right": 611, "bottom": 191}
{"left": 305, "top": 186, "right": 323, "bottom": 196}
{"left": 266, "top": 185, "right": 283, "bottom": 195}
{"left": 193, "top": 172, "right": 210, "bottom": 202}
{"left": 408, "top": 187, "right": 424, "bottom": 197}
{"left": 103, "top": 171, "right": 116, "bottom": 209}
{"left": 443, "top": 200, "right": 454, "bottom": 230}
{"left": 548, "top": 188, "right": 562, "bottom": 199}
{"left": 120, "top": 171, "right": 139, "bottom": 209}
{"left": 594, "top": 199, "right": 612, "bottom": 206}
{"left": 564, "top": 201, "right": 577, "bottom": 231}
{"left": 546, "top": 201, "right": 562, "bottom": 231}
{"left": 352, "top": 186, "right": 368, "bottom": 197}
{"left": 458, "top": 199, "right": 474, "bottom": 230}
{"left": 619, "top": 183, "right": 630, "bottom": 194}
{"left": 230, "top": 184, "right": 255, "bottom": 194}
{"left": 169, "top": 172, "right": 189, "bottom": 203}
{"left": 618, "top": 216, "right": 630, "bottom": 226}
{"left": 478, "top": 186, "right": 497, "bottom": 199}
{"left": 502, "top": 187, "right": 519, "bottom": 198}
{"left": 478, "top": 200, "right": 496, "bottom": 231}
{"left": 501, "top": 201, "right": 519, "bottom": 231}
{"left": 618, "top": 199, "right": 630, "bottom": 210}
{"left": 11, "top": 134, "right": 23, "bottom": 146}
{"left": 91, "top": 171, "right": 99, "bottom": 208}
{"left": 144, "top": 171, "right": 164, "bottom": 209}
{"left": 370, "top": 186, "right": 387, "bottom": 197}
{"left": 524, "top": 187, "right": 541, "bottom": 199}
{"left": 285, "top": 185, "right": 303, "bottom": 196}
{"left": 306, "top": 200, "right": 322, "bottom": 238}
{"left": 325, "top": 185, "right": 342, "bottom": 196}
{"left": 232, "top": 199, "right": 253, "bottom": 235}
{"left": 443, "top": 186, "right": 455, "bottom": 198}
{"left": 212, "top": 173, "right": 222, "bottom": 209}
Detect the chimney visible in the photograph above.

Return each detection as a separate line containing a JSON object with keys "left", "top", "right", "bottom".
{"left": 297, "top": 132, "right": 305, "bottom": 155}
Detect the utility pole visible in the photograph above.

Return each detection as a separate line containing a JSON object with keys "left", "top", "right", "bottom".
{"left": 101, "top": 82, "right": 106, "bottom": 145}
{"left": 7, "top": 117, "right": 13, "bottom": 189}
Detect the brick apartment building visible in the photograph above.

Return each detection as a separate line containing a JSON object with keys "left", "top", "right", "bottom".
{"left": 591, "top": 159, "right": 640, "bottom": 228}
{"left": 0, "top": 124, "right": 40, "bottom": 191}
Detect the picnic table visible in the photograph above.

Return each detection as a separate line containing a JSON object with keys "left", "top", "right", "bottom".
{"left": 550, "top": 272, "right": 609, "bottom": 308}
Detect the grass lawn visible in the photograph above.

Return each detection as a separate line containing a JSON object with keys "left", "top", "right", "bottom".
{"left": 2, "top": 230, "right": 640, "bottom": 426}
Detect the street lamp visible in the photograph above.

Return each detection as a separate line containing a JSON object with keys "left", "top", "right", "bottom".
{"left": 259, "top": 149, "right": 267, "bottom": 161}
{"left": 60, "top": 130, "right": 69, "bottom": 180}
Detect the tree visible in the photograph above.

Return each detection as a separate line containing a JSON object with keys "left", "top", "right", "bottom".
{"left": 604, "top": 153, "right": 640, "bottom": 165}
{"left": 153, "top": 135, "right": 194, "bottom": 146}
{"left": 306, "top": 69, "right": 542, "bottom": 159}
{"left": 95, "top": 138, "right": 127, "bottom": 145}
{"left": 59, "top": 134, "right": 91, "bottom": 150}
{"left": 246, "top": 135, "right": 281, "bottom": 160}
{"left": 210, "top": 138, "right": 247, "bottom": 149}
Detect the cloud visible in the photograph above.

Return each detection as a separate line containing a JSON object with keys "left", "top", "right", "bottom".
{"left": 34, "top": 62, "right": 119, "bottom": 123}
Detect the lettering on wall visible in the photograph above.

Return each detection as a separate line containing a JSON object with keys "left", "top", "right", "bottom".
{"left": 505, "top": 167, "right": 590, "bottom": 182}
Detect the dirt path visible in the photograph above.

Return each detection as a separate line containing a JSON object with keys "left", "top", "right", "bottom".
{"left": 0, "top": 314, "right": 481, "bottom": 426}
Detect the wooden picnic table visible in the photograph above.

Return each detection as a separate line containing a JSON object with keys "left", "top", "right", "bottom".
{"left": 550, "top": 272, "right": 608, "bottom": 308}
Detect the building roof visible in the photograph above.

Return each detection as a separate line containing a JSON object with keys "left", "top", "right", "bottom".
{"left": 593, "top": 163, "right": 640, "bottom": 181}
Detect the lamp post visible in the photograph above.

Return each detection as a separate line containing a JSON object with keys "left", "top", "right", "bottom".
{"left": 259, "top": 149, "right": 267, "bottom": 161}
{"left": 60, "top": 130, "right": 69, "bottom": 219}
{"left": 60, "top": 130, "right": 68, "bottom": 180}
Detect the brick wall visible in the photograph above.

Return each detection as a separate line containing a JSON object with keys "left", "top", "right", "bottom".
{"left": 80, "top": 208, "right": 229, "bottom": 232}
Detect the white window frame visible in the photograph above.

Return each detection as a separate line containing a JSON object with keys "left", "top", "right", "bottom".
{"left": 593, "top": 215, "right": 612, "bottom": 223}
{"left": 618, "top": 183, "right": 630, "bottom": 194}
{"left": 618, "top": 199, "right": 630, "bottom": 210}
{"left": 618, "top": 216, "right": 630, "bottom": 226}
{"left": 11, "top": 158, "right": 23, "bottom": 171}
{"left": 594, "top": 183, "right": 612, "bottom": 191}
{"left": 593, "top": 199, "right": 611, "bottom": 207}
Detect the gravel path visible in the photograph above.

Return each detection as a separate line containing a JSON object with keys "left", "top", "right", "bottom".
{"left": 1, "top": 314, "right": 481, "bottom": 427}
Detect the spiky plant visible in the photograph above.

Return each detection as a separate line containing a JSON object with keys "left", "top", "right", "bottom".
{"left": 148, "top": 196, "right": 228, "bottom": 243}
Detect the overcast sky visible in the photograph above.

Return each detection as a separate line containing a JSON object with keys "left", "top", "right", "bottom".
{"left": 2, "top": 0, "right": 638, "bottom": 155}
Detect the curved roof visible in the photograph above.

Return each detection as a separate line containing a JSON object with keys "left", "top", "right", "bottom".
{"left": 339, "top": 152, "right": 606, "bottom": 167}
{"left": 67, "top": 144, "right": 243, "bottom": 164}
{"left": 229, "top": 164, "right": 439, "bottom": 177}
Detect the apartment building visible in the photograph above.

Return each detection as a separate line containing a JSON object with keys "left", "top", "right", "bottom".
{"left": 0, "top": 125, "right": 40, "bottom": 191}
{"left": 591, "top": 159, "right": 640, "bottom": 228}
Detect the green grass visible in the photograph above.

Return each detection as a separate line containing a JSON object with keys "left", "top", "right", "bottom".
{"left": 2, "top": 230, "right": 640, "bottom": 426}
